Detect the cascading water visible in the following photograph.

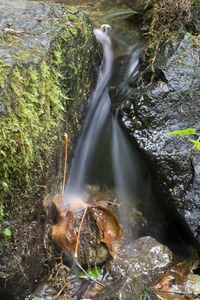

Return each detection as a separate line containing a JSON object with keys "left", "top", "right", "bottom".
{"left": 63, "top": 25, "right": 145, "bottom": 206}
{"left": 62, "top": 24, "right": 185, "bottom": 248}
{"left": 63, "top": 23, "right": 151, "bottom": 221}
{"left": 63, "top": 28, "right": 114, "bottom": 203}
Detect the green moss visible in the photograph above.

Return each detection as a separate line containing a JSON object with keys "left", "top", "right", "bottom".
{"left": 144, "top": 0, "right": 192, "bottom": 71}
{"left": 186, "top": 31, "right": 195, "bottom": 41}
{"left": 0, "top": 56, "right": 65, "bottom": 207}
{"left": 0, "top": 5, "right": 100, "bottom": 294}
{"left": 0, "top": 8, "right": 99, "bottom": 220}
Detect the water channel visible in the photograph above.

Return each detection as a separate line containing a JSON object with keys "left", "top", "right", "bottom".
{"left": 1, "top": 1, "right": 197, "bottom": 299}
{"left": 60, "top": 3, "right": 190, "bottom": 257}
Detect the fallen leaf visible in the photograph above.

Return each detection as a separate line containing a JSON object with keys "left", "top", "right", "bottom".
{"left": 89, "top": 205, "right": 122, "bottom": 259}
{"left": 51, "top": 192, "right": 123, "bottom": 259}
{"left": 53, "top": 194, "right": 87, "bottom": 214}
{"left": 53, "top": 194, "right": 67, "bottom": 216}
{"left": 52, "top": 209, "right": 77, "bottom": 251}
{"left": 67, "top": 197, "right": 88, "bottom": 213}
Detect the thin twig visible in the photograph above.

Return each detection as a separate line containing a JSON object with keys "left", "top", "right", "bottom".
{"left": 152, "top": 289, "right": 200, "bottom": 298}
{"left": 13, "top": 254, "right": 29, "bottom": 281}
{"left": 74, "top": 206, "right": 88, "bottom": 258}
{"left": 115, "top": 262, "right": 126, "bottom": 277}
{"left": 62, "top": 133, "right": 68, "bottom": 195}
{"left": 181, "top": 148, "right": 194, "bottom": 167}
{"left": 73, "top": 258, "right": 105, "bottom": 287}
{"left": 66, "top": 9, "right": 79, "bottom": 14}
{"left": 54, "top": 281, "right": 68, "bottom": 299}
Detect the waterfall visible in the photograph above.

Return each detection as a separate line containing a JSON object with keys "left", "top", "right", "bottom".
{"left": 63, "top": 28, "right": 114, "bottom": 203}
{"left": 61, "top": 20, "right": 191, "bottom": 258}
{"left": 63, "top": 24, "right": 147, "bottom": 213}
{"left": 63, "top": 24, "right": 145, "bottom": 206}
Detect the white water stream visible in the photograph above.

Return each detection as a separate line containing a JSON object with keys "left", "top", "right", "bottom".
{"left": 63, "top": 28, "right": 114, "bottom": 203}
{"left": 62, "top": 24, "right": 187, "bottom": 250}
{"left": 63, "top": 26, "right": 145, "bottom": 206}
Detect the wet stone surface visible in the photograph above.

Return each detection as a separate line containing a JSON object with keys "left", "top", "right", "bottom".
{"left": 118, "top": 32, "right": 200, "bottom": 249}
{"left": 0, "top": 0, "right": 100, "bottom": 298}
{"left": 109, "top": 236, "right": 173, "bottom": 285}
{"left": 26, "top": 282, "right": 58, "bottom": 300}
{"left": 93, "top": 276, "right": 159, "bottom": 300}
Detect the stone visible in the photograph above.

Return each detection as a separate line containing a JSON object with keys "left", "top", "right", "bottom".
{"left": 0, "top": 0, "right": 100, "bottom": 298}
{"left": 109, "top": 236, "right": 173, "bottom": 286}
{"left": 118, "top": 32, "right": 200, "bottom": 249}
{"left": 93, "top": 276, "right": 159, "bottom": 300}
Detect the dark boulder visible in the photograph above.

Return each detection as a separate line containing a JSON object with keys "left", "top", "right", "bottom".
{"left": 118, "top": 32, "right": 200, "bottom": 249}
{"left": 94, "top": 237, "right": 172, "bottom": 299}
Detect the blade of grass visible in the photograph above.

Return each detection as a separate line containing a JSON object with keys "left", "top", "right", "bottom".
{"left": 62, "top": 133, "right": 68, "bottom": 195}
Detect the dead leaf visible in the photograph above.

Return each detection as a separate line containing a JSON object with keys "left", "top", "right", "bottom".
{"left": 67, "top": 198, "right": 87, "bottom": 213}
{"left": 52, "top": 209, "right": 77, "bottom": 251}
{"left": 53, "top": 194, "right": 67, "bottom": 216}
{"left": 51, "top": 192, "right": 123, "bottom": 259}
{"left": 53, "top": 194, "right": 87, "bottom": 214}
{"left": 89, "top": 205, "right": 122, "bottom": 259}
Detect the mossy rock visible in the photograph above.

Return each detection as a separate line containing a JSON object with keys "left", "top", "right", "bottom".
{"left": 0, "top": 0, "right": 100, "bottom": 297}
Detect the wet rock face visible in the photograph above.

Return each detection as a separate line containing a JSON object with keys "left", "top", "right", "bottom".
{"left": 0, "top": 0, "right": 100, "bottom": 201}
{"left": 109, "top": 236, "right": 173, "bottom": 286}
{"left": 27, "top": 282, "right": 58, "bottom": 300}
{"left": 93, "top": 276, "right": 159, "bottom": 300}
{"left": 118, "top": 33, "right": 200, "bottom": 248}
{"left": 0, "top": 0, "right": 100, "bottom": 298}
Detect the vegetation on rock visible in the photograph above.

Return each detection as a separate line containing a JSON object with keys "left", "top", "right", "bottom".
{"left": 0, "top": 7, "right": 99, "bottom": 220}
{"left": 144, "top": 0, "right": 193, "bottom": 71}
{"left": 0, "top": 2, "right": 100, "bottom": 296}
{"left": 167, "top": 128, "right": 200, "bottom": 166}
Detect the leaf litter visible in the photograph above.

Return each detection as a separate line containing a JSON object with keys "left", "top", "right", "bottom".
{"left": 152, "top": 248, "right": 200, "bottom": 299}
{"left": 51, "top": 187, "right": 123, "bottom": 260}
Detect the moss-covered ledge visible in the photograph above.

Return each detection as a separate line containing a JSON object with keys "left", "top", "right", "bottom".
{"left": 0, "top": 0, "right": 100, "bottom": 297}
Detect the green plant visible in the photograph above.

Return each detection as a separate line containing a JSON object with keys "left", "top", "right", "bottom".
{"left": 145, "top": 0, "right": 192, "bottom": 72}
{"left": 79, "top": 266, "right": 101, "bottom": 281}
{"left": 0, "top": 203, "right": 4, "bottom": 221}
{"left": 167, "top": 128, "right": 200, "bottom": 165}
{"left": 4, "top": 228, "right": 12, "bottom": 237}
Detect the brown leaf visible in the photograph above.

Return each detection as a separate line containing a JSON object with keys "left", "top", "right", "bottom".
{"left": 67, "top": 197, "right": 87, "bottom": 213}
{"left": 52, "top": 209, "right": 77, "bottom": 252}
{"left": 51, "top": 193, "right": 123, "bottom": 258}
{"left": 53, "top": 194, "right": 66, "bottom": 216}
{"left": 89, "top": 205, "right": 122, "bottom": 259}
{"left": 53, "top": 194, "right": 87, "bottom": 214}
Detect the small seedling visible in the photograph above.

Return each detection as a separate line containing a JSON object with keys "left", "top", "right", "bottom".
{"left": 166, "top": 128, "right": 200, "bottom": 166}
{"left": 4, "top": 228, "right": 11, "bottom": 237}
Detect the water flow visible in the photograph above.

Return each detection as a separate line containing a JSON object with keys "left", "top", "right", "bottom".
{"left": 63, "top": 24, "right": 148, "bottom": 213}
{"left": 112, "top": 113, "right": 139, "bottom": 202}
{"left": 63, "top": 28, "right": 113, "bottom": 203}
{"left": 63, "top": 23, "right": 191, "bottom": 257}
